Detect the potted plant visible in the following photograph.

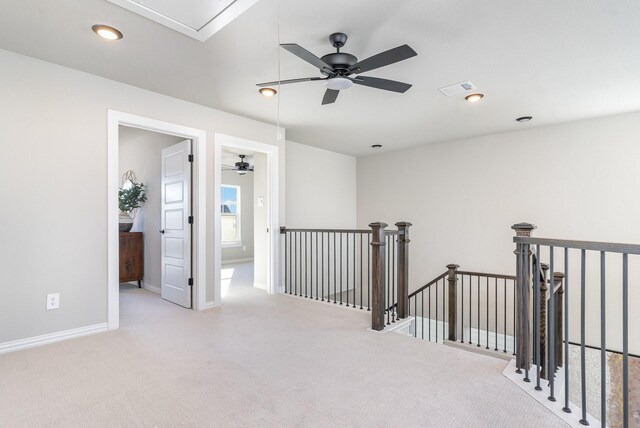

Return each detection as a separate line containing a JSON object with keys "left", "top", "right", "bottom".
{"left": 118, "top": 171, "right": 147, "bottom": 232}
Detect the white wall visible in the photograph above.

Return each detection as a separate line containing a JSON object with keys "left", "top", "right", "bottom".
{"left": 119, "top": 127, "right": 184, "bottom": 292}
{"left": 0, "top": 49, "right": 284, "bottom": 344}
{"left": 285, "top": 140, "right": 357, "bottom": 229}
{"left": 357, "top": 111, "right": 640, "bottom": 353}
{"left": 253, "top": 153, "right": 268, "bottom": 288}
{"left": 221, "top": 169, "right": 254, "bottom": 263}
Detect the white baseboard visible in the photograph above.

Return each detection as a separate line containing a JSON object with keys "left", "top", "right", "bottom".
{"left": 221, "top": 258, "right": 254, "bottom": 265}
{"left": 0, "top": 323, "right": 109, "bottom": 355}
{"left": 143, "top": 283, "right": 161, "bottom": 294}
{"left": 253, "top": 281, "right": 267, "bottom": 290}
{"left": 204, "top": 301, "right": 217, "bottom": 309}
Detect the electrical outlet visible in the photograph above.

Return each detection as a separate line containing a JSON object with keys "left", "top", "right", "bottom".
{"left": 46, "top": 293, "right": 60, "bottom": 310}
{"left": 242, "top": 245, "right": 247, "bottom": 251}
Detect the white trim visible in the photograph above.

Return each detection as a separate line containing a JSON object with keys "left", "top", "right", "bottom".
{"left": 107, "top": 0, "right": 259, "bottom": 42}
{"left": 214, "top": 134, "right": 280, "bottom": 305}
{"left": 204, "top": 301, "right": 217, "bottom": 309}
{"left": 0, "top": 323, "right": 108, "bottom": 355}
{"left": 108, "top": 110, "right": 208, "bottom": 331}
{"left": 221, "top": 257, "right": 254, "bottom": 265}
{"left": 221, "top": 183, "right": 242, "bottom": 243}
{"left": 253, "top": 281, "right": 267, "bottom": 290}
{"left": 142, "top": 283, "right": 161, "bottom": 294}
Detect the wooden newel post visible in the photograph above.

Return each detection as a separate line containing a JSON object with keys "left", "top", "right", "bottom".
{"left": 395, "top": 222, "right": 411, "bottom": 319}
{"left": 369, "top": 222, "right": 388, "bottom": 331}
{"left": 447, "top": 264, "right": 460, "bottom": 341}
{"left": 512, "top": 222, "right": 536, "bottom": 376}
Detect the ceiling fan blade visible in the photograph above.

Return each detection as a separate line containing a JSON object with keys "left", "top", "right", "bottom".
{"left": 351, "top": 76, "right": 412, "bottom": 93}
{"left": 349, "top": 44, "right": 417, "bottom": 74}
{"left": 322, "top": 89, "right": 340, "bottom": 105}
{"left": 281, "top": 43, "right": 336, "bottom": 74}
{"left": 256, "top": 77, "right": 325, "bottom": 87}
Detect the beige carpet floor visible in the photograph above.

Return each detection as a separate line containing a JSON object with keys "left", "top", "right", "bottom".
{"left": 0, "top": 262, "right": 567, "bottom": 427}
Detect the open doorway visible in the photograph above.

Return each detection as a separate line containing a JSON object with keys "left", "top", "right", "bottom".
{"left": 214, "top": 134, "right": 279, "bottom": 305}
{"left": 107, "top": 111, "right": 207, "bottom": 330}
{"left": 118, "top": 125, "right": 184, "bottom": 297}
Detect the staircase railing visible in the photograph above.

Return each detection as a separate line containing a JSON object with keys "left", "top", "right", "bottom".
{"left": 406, "top": 264, "right": 516, "bottom": 354}
{"left": 513, "top": 222, "right": 639, "bottom": 428}
{"left": 279, "top": 222, "right": 411, "bottom": 331}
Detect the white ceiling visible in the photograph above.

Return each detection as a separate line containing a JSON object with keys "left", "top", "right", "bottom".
{"left": 1, "top": 0, "right": 640, "bottom": 156}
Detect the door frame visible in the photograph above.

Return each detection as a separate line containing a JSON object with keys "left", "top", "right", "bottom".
{"left": 107, "top": 110, "right": 207, "bottom": 330}
{"left": 213, "top": 133, "right": 279, "bottom": 306}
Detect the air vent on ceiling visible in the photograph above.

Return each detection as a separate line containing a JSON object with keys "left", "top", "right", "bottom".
{"left": 108, "top": 0, "right": 259, "bottom": 42}
{"left": 439, "top": 81, "right": 476, "bottom": 97}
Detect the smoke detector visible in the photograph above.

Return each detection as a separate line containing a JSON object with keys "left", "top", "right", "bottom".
{"left": 439, "top": 81, "right": 476, "bottom": 97}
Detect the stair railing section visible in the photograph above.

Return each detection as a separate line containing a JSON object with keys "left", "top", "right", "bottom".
{"left": 406, "top": 264, "right": 516, "bottom": 353}
{"left": 279, "top": 222, "right": 411, "bottom": 332}
{"left": 513, "top": 222, "right": 639, "bottom": 428}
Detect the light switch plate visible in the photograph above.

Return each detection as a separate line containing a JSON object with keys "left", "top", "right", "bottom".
{"left": 257, "top": 196, "right": 264, "bottom": 207}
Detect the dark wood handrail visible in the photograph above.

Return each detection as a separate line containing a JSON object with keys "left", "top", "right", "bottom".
{"left": 408, "top": 272, "right": 447, "bottom": 298}
{"left": 280, "top": 227, "right": 372, "bottom": 234}
{"left": 514, "top": 236, "right": 640, "bottom": 255}
{"left": 456, "top": 270, "right": 516, "bottom": 280}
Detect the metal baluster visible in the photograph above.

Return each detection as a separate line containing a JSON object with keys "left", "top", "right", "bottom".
{"left": 477, "top": 276, "right": 481, "bottom": 347}
{"left": 295, "top": 232, "right": 299, "bottom": 296}
{"left": 523, "top": 245, "right": 530, "bottom": 383}
{"left": 346, "top": 233, "right": 349, "bottom": 307}
{"left": 414, "top": 294, "right": 417, "bottom": 338}
{"left": 549, "top": 247, "right": 555, "bottom": 398}
{"left": 315, "top": 233, "right": 319, "bottom": 300}
{"left": 353, "top": 234, "right": 356, "bottom": 308}
{"left": 504, "top": 278, "right": 507, "bottom": 353}
{"left": 513, "top": 284, "right": 516, "bottom": 356}
{"left": 494, "top": 277, "right": 498, "bottom": 351}
{"left": 392, "top": 236, "right": 396, "bottom": 321}
{"left": 534, "top": 245, "right": 542, "bottom": 391}
{"left": 367, "top": 233, "right": 371, "bottom": 311}
{"left": 600, "top": 251, "right": 606, "bottom": 426}
{"left": 461, "top": 275, "right": 465, "bottom": 343}
{"left": 359, "top": 234, "right": 363, "bottom": 309}
{"left": 622, "top": 253, "right": 629, "bottom": 428}
{"left": 469, "top": 275, "right": 472, "bottom": 344}
{"left": 435, "top": 277, "right": 438, "bottom": 343}
{"left": 579, "top": 249, "right": 588, "bottom": 426}
{"left": 321, "top": 233, "right": 325, "bottom": 302}
{"left": 284, "top": 231, "right": 288, "bottom": 294}
{"left": 386, "top": 234, "right": 390, "bottom": 325}
{"left": 421, "top": 290, "right": 424, "bottom": 340}
{"left": 442, "top": 278, "right": 447, "bottom": 343}
{"left": 429, "top": 285, "right": 431, "bottom": 341}
{"left": 333, "top": 232, "right": 338, "bottom": 305}
{"left": 304, "top": 232, "right": 308, "bottom": 298}
{"left": 486, "top": 276, "right": 489, "bottom": 350}
{"left": 339, "top": 232, "right": 343, "bottom": 304}
{"left": 309, "top": 232, "right": 313, "bottom": 299}
{"left": 563, "top": 247, "right": 571, "bottom": 413}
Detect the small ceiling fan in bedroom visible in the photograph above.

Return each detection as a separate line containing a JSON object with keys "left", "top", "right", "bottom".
{"left": 256, "top": 32, "right": 417, "bottom": 105}
{"left": 222, "top": 154, "right": 254, "bottom": 175}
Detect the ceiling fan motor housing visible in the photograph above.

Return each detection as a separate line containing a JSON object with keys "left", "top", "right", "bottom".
{"left": 321, "top": 52, "right": 358, "bottom": 73}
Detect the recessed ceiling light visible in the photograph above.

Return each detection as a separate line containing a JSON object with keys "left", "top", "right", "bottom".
{"left": 516, "top": 116, "right": 533, "bottom": 122}
{"left": 465, "top": 93, "right": 484, "bottom": 103}
{"left": 371, "top": 144, "right": 382, "bottom": 148}
{"left": 259, "top": 88, "right": 277, "bottom": 97}
{"left": 92, "top": 24, "right": 123, "bottom": 40}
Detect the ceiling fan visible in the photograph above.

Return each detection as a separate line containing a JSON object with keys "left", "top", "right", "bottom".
{"left": 256, "top": 32, "right": 417, "bottom": 105}
{"left": 222, "top": 154, "right": 254, "bottom": 175}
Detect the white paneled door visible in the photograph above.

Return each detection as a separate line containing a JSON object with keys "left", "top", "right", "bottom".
{"left": 160, "top": 140, "right": 192, "bottom": 308}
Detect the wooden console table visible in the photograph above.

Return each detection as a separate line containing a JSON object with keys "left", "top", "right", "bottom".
{"left": 119, "top": 232, "right": 144, "bottom": 287}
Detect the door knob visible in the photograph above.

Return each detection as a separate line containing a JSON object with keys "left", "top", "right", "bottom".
{"left": 160, "top": 229, "right": 165, "bottom": 234}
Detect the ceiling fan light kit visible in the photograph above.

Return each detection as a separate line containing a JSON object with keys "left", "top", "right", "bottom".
{"left": 256, "top": 32, "right": 417, "bottom": 105}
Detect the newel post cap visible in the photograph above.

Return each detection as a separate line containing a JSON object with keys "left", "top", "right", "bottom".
{"left": 368, "top": 222, "right": 388, "bottom": 229}
{"left": 395, "top": 221, "right": 412, "bottom": 228}
{"left": 446, "top": 264, "right": 460, "bottom": 270}
{"left": 511, "top": 222, "right": 537, "bottom": 237}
